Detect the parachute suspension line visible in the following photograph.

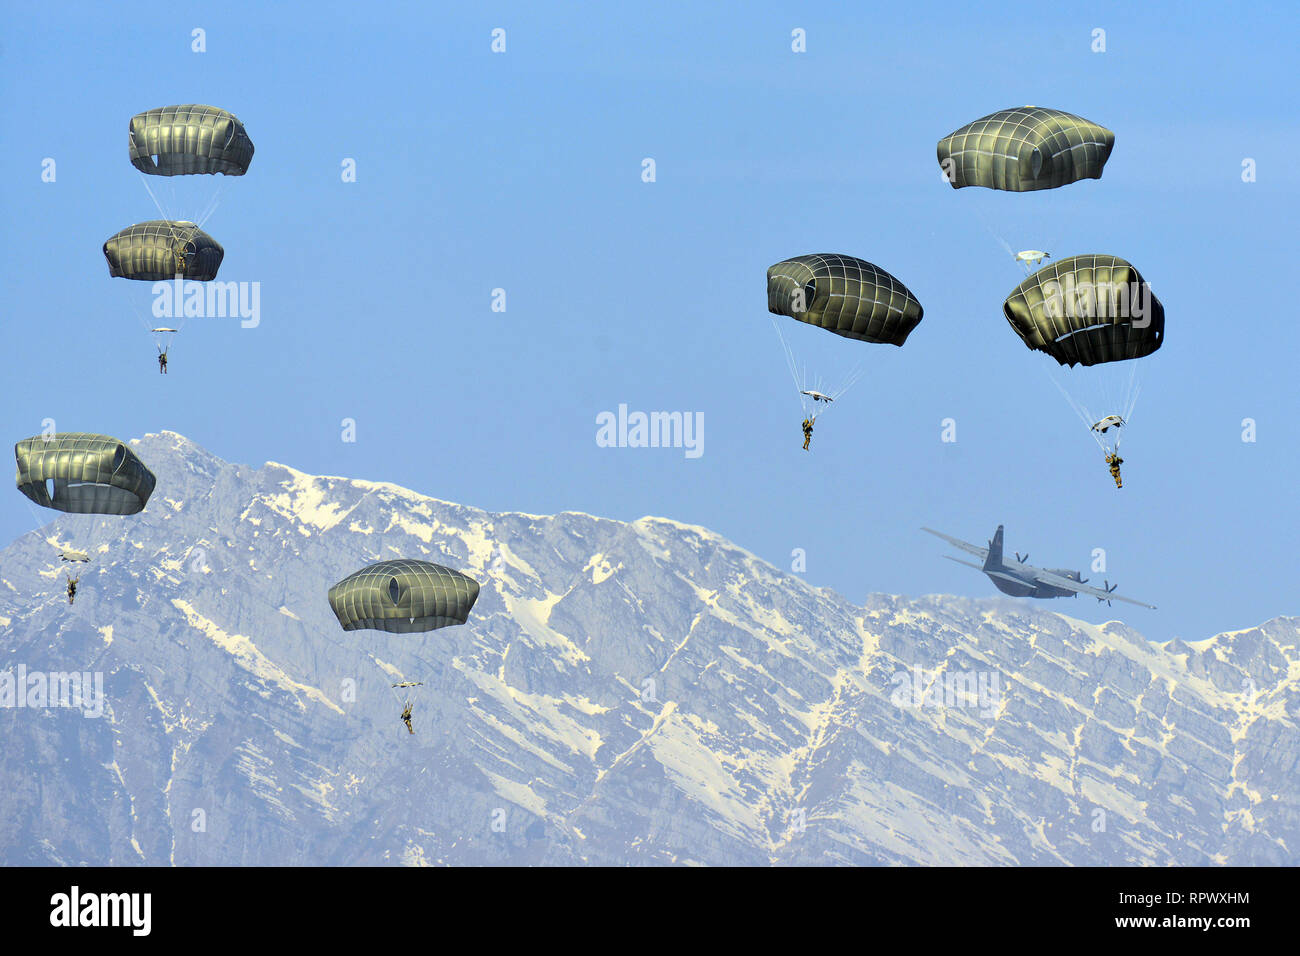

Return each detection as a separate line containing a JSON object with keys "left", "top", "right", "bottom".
{"left": 195, "top": 195, "right": 220, "bottom": 230}
{"left": 1046, "top": 367, "right": 1095, "bottom": 430}
{"left": 372, "top": 648, "right": 439, "bottom": 707}
{"left": 152, "top": 222, "right": 196, "bottom": 340}
{"left": 981, "top": 215, "right": 1018, "bottom": 265}
{"left": 111, "top": 243, "right": 161, "bottom": 336}
{"left": 305, "top": 623, "right": 429, "bottom": 711}
{"left": 138, "top": 173, "right": 172, "bottom": 222}
{"left": 381, "top": 662, "right": 411, "bottom": 708}
{"left": 772, "top": 317, "right": 803, "bottom": 395}
{"left": 973, "top": 203, "right": 1059, "bottom": 276}
{"left": 829, "top": 356, "right": 870, "bottom": 402}
{"left": 1107, "top": 364, "right": 1141, "bottom": 453}
{"left": 195, "top": 176, "right": 232, "bottom": 230}
{"left": 21, "top": 500, "right": 94, "bottom": 567}
{"left": 22, "top": 498, "right": 105, "bottom": 564}
{"left": 22, "top": 498, "right": 52, "bottom": 541}
{"left": 770, "top": 317, "right": 870, "bottom": 417}
{"left": 1088, "top": 363, "right": 1142, "bottom": 454}
{"left": 772, "top": 318, "right": 813, "bottom": 416}
{"left": 115, "top": 269, "right": 184, "bottom": 359}
{"left": 117, "top": 280, "right": 158, "bottom": 335}
{"left": 1046, "top": 367, "right": 1108, "bottom": 454}
{"left": 194, "top": 190, "right": 219, "bottom": 230}
{"left": 1047, "top": 361, "right": 1144, "bottom": 458}
{"left": 974, "top": 206, "right": 1022, "bottom": 273}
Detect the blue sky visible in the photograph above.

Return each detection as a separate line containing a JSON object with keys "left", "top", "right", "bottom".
{"left": 2, "top": 1, "right": 1296, "bottom": 642}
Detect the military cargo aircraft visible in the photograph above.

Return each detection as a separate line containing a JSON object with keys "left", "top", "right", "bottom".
{"left": 922, "top": 525, "right": 1155, "bottom": 608}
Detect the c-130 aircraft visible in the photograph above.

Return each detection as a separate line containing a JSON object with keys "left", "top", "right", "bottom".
{"left": 922, "top": 525, "right": 1155, "bottom": 609}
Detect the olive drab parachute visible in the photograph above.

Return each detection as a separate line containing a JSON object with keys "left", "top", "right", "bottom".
{"left": 129, "top": 105, "right": 254, "bottom": 177}
{"left": 767, "top": 254, "right": 924, "bottom": 346}
{"left": 766, "top": 254, "right": 923, "bottom": 436}
{"left": 328, "top": 559, "right": 480, "bottom": 634}
{"left": 1005, "top": 257, "right": 1165, "bottom": 476}
{"left": 15, "top": 433, "right": 156, "bottom": 515}
{"left": 328, "top": 559, "right": 479, "bottom": 734}
{"left": 1002, "top": 255, "right": 1164, "bottom": 367}
{"left": 115, "top": 107, "right": 249, "bottom": 366}
{"left": 104, "top": 220, "right": 224, "bottom": 281}
{"left": 937, "top": 107, "right": 1114, "bottom": 192}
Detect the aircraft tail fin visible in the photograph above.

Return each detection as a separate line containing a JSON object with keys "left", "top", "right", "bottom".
{"left": 983, "top": 525, "right": 1005, "bottom": 571}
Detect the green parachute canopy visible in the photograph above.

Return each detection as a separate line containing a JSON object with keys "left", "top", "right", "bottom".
{"left": 104, "top": 220, "right": 224, "bottom": 281}
{"left": 328, "top": 559, "right": 480, "bottom": 634}
{"left": 129, "top": 104, "right": 254, "bottom": 177}
{"left": 15, "top": 433, "right": 156, "bottom": 515}
{"left": 937, "top": 107, "right": 1114, "bottom": 192}
{"left": 767, "top": 254, "right": 923, "bottom": 346}
{"left": 1003, "top": 254, "right": 1164, "bottom": 367}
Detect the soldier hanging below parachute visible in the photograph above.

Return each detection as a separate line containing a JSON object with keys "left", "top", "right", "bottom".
{"left": 767, "top": 254, "right": 924, "bottom": 450}
{"left": 1002, "top": 255, "right": 1164, "bottom": 489}
{"left": 328, "top": 559, "right": 480, "bottom": 736}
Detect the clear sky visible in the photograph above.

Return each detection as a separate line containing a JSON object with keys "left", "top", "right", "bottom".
{"left": 2, "top": 1, "right": 1296, "bottom": 642}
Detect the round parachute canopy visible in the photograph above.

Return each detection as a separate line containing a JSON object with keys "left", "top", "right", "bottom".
{"left": 104, "top": 221, "right": 224, "bottom": 281}
{"left": 15, "top": 433, "right": 156, "bottom": 515}
{"left": 1003, "top": 254, "right": 1164, "bottom": 367}
{"left": 129, "top": 104, "right": 254, "bottom": 177}
{"left": 937, "top": 107, "right": 1114, "bottom": 192}
{"left": 767, "top": 254, "right": 923, "bottom": 346}
{"left": 328, "top": 560, "right": 480, "bottom": 634}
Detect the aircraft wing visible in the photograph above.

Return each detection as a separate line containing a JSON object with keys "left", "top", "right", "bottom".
{"left": 921, "top": 527, "right": 988, "bottom": 560}
{"left": 1031, "top": 568, "right": 1156, "bottom": 609}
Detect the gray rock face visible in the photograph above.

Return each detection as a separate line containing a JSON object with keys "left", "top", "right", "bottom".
{"left": 1, "top": 433, "right": 1296, "bottom": 865}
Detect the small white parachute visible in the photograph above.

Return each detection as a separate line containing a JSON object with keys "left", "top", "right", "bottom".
{"left": 1083, "top": 412, "right": 1129, "bottom": 459}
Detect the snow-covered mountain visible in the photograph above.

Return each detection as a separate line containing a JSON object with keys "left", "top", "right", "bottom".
{"left": 1, "top": 432, "right": 1296, "bottom": 865}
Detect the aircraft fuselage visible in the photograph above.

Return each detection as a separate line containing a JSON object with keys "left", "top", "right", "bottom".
{"left": 921, "top": 524, "right": 1153, "bottom": 610}
{"left": 985, "top": 568, "right": 1078, "bottom": 599}
{"left": 982, "top": 526, "right": 1082, "bottom": 599}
